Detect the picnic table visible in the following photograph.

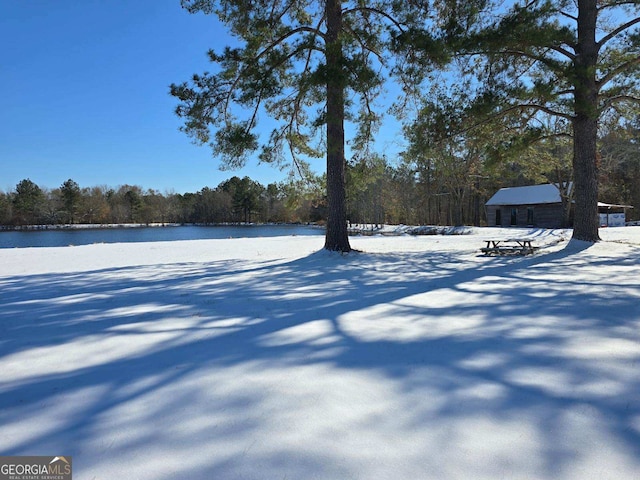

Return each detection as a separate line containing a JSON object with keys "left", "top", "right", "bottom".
{"left": 481, "top": 238, "right": 538, "bottom": 256}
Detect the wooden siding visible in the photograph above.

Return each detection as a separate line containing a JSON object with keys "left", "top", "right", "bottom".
{"left": 486, "top": 203, "right": 567, "bottom": 228}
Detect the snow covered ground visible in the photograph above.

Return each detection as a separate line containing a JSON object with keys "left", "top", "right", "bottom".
{"left": 1, "top": 227, "right": 639, "bottom": 480}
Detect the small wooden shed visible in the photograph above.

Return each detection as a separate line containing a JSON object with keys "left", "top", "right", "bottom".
{"left": 485, "top": 184, "right": 571, "bottom": 228}
{"left": 486, "top": 184, "right": 634, "bottom": 228}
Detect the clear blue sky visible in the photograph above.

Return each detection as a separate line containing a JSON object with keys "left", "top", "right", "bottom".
{"left": 1, "top": 0, "right": 406, "bottom": 195}
{"left": 0, "top": 1, "right": 318, "bottom": 194}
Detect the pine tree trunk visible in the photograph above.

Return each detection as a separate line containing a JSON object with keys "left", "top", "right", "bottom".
{"left": 572, "top": 0, "right": 601, "bottom": 242}
{"left": 324, "top": 0, "right": 351, "bottom": 252}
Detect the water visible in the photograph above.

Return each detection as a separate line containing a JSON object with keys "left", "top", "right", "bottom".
{"left": 0, "top": 224, "right": 324, "bottom": 249}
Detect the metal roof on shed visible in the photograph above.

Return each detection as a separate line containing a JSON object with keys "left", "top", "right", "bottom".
{"left": 485, "top": 184, "right": 566, "bottom": 206}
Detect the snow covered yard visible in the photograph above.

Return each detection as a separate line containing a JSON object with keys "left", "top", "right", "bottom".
{"left": 0, "top": 227, "right": 639, "bottom": 480}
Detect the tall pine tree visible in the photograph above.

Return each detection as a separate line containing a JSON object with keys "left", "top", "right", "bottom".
{"left": 172, "top": 0, "right": 429, "bottom": 251}
{"left": 437, "top": 0, "right": 640, "bottom": 241}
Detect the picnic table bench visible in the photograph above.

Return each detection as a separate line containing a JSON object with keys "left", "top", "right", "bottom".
{"left": 481, "top": 238, "right": 538, "bottom": 256}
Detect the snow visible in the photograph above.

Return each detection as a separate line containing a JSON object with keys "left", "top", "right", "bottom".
{"left": 1, "top": 227, "right": 639, "bottom": 480}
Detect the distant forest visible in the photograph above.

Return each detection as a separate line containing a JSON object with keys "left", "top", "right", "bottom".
{"left": 2, "top": 127, "right": 639, "bottom": 228}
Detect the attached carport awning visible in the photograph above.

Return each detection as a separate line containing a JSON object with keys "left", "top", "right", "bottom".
{"left": 598, "top": 202, "right": 634, "bottom": 209}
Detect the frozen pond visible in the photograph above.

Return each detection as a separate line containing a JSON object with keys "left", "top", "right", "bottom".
{"left": 0, "top": 224, "right": 323, "bottom": 248}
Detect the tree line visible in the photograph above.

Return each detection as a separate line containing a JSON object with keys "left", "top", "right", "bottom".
{"left": 3, "top": 121, "right": 638, "bottom": 228}
{"left": 0, "top": 176, "right": 322, "bottom": 227}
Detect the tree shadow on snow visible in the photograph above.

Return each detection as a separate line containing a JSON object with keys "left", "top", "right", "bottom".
{"left": 0, "top": 238, "right": 639, "bottom": 479}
